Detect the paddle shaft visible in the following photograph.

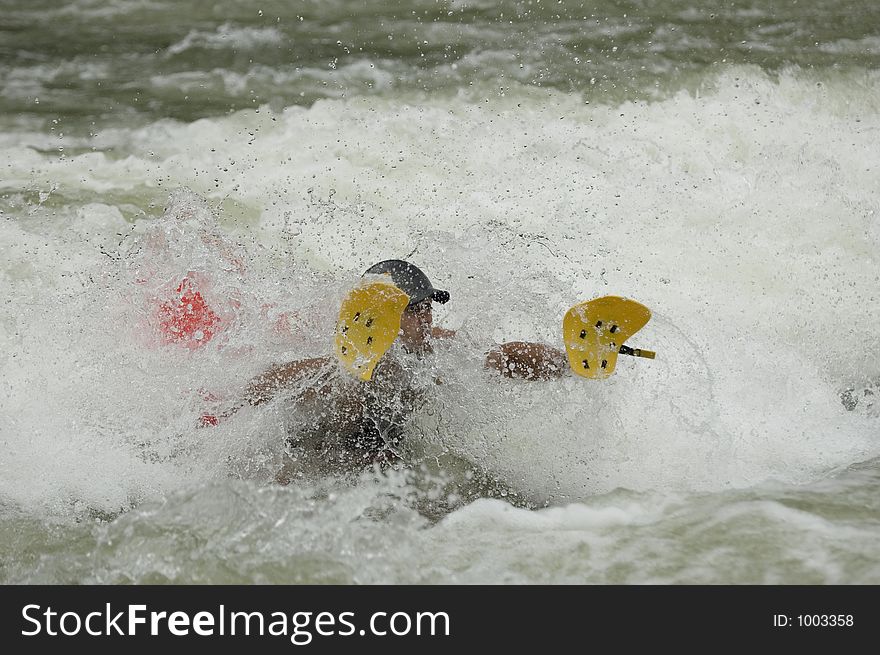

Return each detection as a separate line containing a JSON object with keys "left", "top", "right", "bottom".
{"left": 619, "top": 345, "right": 655, "bottom": 359}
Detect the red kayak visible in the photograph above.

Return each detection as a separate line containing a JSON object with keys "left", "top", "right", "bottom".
{"left": 156, "top": 276, "right": 221, "bottom": 348}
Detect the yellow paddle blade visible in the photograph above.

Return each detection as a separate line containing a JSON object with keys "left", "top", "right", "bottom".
{"left": 334, "top": 280, "right": 410, "bottom": 381}
{"left": 563, "top": 296, "right": 652, "bottom": 379}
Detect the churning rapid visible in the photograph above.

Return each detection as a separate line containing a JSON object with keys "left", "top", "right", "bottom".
{"left": 1, "top": 0, "right": 879, "bottom": 583}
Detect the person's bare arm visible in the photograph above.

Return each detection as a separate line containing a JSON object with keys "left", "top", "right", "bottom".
{"left": 245, "top": 356, "right": 333, "bottom": 406}
{"left": 198, "top": 356, "right": 336, "bottom": 427}
{"left": 431, "top": 326, "right": 456, "bottom": 339}
{"left": 485, "top": 341, "right": 569, "bottom": 381}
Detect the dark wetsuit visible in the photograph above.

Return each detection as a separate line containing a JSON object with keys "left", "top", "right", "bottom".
{"left": 280, "top": 353, "right": 427, "bottom": 477}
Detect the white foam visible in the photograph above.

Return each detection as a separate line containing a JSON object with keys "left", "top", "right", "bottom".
{"left": 819, "top": 35, "right": 880, "bottom": 55}
{"left": 2, "top": 66, "right": 879, "bottom": 516}
{"left": 166, "top": 24, "right": 285, "bottom": 56}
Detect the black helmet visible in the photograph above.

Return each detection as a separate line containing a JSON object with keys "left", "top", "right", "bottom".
{"left": 363, "top": 260, "right": 450, "bottom": 307}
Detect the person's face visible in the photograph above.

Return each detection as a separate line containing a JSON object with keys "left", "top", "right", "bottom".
{"left": 398, "top": 299, "right": 433, "bottom": 352}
